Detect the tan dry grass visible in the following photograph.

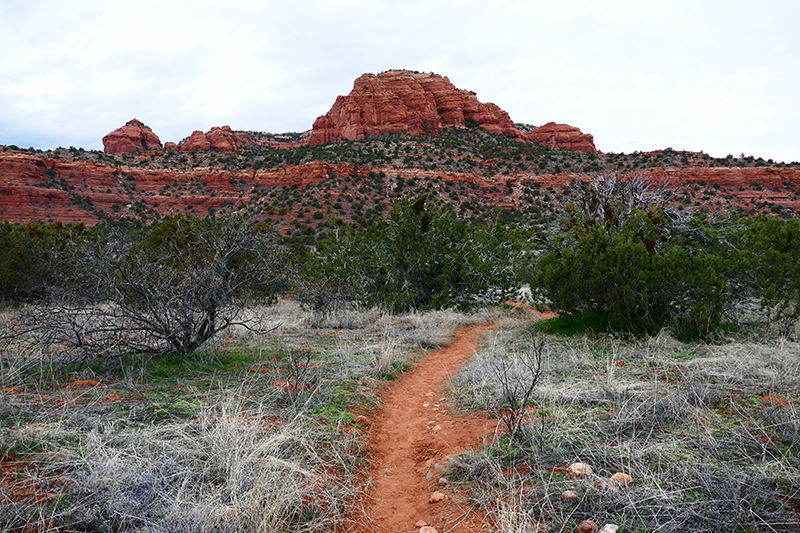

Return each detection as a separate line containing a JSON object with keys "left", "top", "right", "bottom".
{"left": 450, "top": 325, "right": 800, "bottom": 532}
{"left": 2, "top": 391, "right": 360, "bottom": 533}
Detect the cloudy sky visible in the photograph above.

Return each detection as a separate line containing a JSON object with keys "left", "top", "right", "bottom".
{"left": 2, "top": 0, "right": 798, "bottom": 162}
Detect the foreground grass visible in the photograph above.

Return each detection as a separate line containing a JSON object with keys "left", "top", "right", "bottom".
{"left": 450, "top": 321, "right": 800, "bottom": 532}
{"left": 0, "top": 301, "right": 501, "bottom": 532}
{"left": 3, "top": 301, "right": 799, "bottom": 532}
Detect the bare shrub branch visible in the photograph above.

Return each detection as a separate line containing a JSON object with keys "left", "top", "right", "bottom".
{"left": 12, "top": 216, "right": 291, "bottom": 362}
{"left": 492, "top": 332, "right": 545, "bottom": 440}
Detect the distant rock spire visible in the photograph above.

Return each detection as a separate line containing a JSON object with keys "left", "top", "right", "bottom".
{"left": 102, "top": 119, "right": 163, "bottom": 154}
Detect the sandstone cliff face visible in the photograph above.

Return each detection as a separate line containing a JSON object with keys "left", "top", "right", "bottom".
{"left": 3, "top": 146, "right": 799, "bottom": 229}
{"left": 525, "top": 122, "right": 597, "bottom": 153}
{"left": 310, "top": 71, "right": 524, "bottom": 146}
{"left": 0, "top": 151, "right": 366, "bottom": 225}
{"left": 102, "top": 119, "right": 163, "bottom": 154}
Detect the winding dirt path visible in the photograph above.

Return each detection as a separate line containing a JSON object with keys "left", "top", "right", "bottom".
{"left": 349, "top": 322, "right": 501, "bottom": 533}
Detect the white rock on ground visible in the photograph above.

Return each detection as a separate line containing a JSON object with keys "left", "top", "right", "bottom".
{"left": 429, "top": 491, "right": 446, "bottom": 503}
{"left": 567, "top": 462, "right": 593, "bottom": 477}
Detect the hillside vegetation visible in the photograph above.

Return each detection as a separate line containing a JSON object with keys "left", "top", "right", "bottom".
{"left": 2, "top": 130, "right": 800, "bottom": 531}
{"left": 2, "top": 124, "right": 800, "bottom": 232}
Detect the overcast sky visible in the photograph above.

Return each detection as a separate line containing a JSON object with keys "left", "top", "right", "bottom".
{"left": 2, "top": 0, "right": 798, "bottom": 162}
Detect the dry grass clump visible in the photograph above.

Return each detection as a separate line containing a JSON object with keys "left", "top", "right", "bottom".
{"left": 0, "top": 307, "right": 53, "bottom": 388}
{"left": 303, "top": 306, "right": 383, "bottom": 330}
{"left": 386, "top": 307, "right": 503, "bottom": 349}
{"left": 2, "top": 393, "right": 360, "bottom": 533}
{"left": 450, "top": 325, "right": 800, "bottom": 532}
{"left": 305, "top": 306, "right": 507, "bottom": 387}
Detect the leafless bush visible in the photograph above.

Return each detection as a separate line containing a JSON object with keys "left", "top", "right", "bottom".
{"left": 8, "top": 216, "right": 291, "bottom": 363}
{"left": 492, "top": 333, "right": 544, "bottom": 440}
{"left": 565, "top": 173, "right": 685, "bottom": 230}
{"left": 275, "top": 346, "right": 321, "bottom": 407}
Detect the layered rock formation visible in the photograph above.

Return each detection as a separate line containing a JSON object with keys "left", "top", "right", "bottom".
{"left": 526, "top": 122, "right": 597, "bottom": 153}
{"left": 102, "top": 119, "right": 162, "bottom": 154}
{"left": 309, "top": 70, "right": 598, "bottom": 152}
{"left": 310, "top": 71, "right": 524, "bottom": 146}
{"left": 0, "top": 150, "right": 373, "bottom": 225}
{"left": 3, "top": 144, "right": 799, "bottom": 229}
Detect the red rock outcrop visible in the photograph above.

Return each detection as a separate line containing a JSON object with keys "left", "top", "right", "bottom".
{"left": 310, "top": 71, "right": 525, "bottom": 146}
{"left": 179, "top": 126, "right": 241, "bottom": 152}
{"left": 102, "top": 119, "right": 163, "bottom": 154}
{"left": 165, "top": 130, "right": 312, "bottom": 152}
{"left": 525, "top": 122, "right": 597, "bottom": 153}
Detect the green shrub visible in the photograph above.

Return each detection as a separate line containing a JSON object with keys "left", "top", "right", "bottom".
{"left": 528, "top": 175, "right": 728, "bottom": 339}
{"left": 303, "top": 196, "right": 517, "bottom": 313}
{"left": 728, "top": 214, "right": 800, "bottom": 336}
{"left": 0, "top": 221, "right": 90, "bottom": 305}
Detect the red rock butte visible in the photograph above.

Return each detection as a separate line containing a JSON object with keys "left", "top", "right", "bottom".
{"left": 102, "top": 119, "right": 162, "bottom": 154}
{"left": 310, "top": 70, "right": 596, "bottom": 152}
{"left": 101, "top": 70, "right": 597, "bottom": 154}
{"left": 526, "top": 122, "right": 596, "bottom": 153}
{"left": 173, "top": 125, "right": 241, "bottom": 153}
{"left": 309, "top": 70, "right": 524, "bottom": 145}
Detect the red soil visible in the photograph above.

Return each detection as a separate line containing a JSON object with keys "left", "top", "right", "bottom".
{"left": 347, "top": 322, "right": 501, "bottom": 533}
{"left": 761, "top": 395, "right": 790, "bottom": 406}
{"left": 0, "top": 454, "right": 58, "bottom": 507}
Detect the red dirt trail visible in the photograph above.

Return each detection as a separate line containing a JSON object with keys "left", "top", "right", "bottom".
{"left": 348, "top": 322, "right": 501, "bottom": 533}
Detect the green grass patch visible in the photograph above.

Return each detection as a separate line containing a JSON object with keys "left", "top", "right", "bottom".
{"left": 671, "top": 349, "right": 700, "bottom": 361}
{"left": 309, "top": 405, "right": 355, "bottom": 424}
{"left": 533, "top": 312, "right": 613, "bottom": 337}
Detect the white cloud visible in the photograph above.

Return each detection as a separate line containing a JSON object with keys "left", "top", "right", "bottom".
{"left": 1, "top": 0, "right": 798, "bottom": 161}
